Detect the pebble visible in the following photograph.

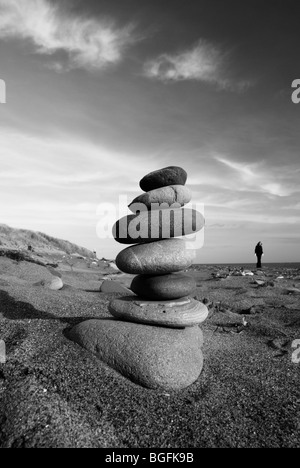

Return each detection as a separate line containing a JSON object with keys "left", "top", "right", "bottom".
{"left": 130, "top": 272, "right": 196, "bottom": 300}
{"left": 286, "top": 287, "right": 300, "bottom": 295}
{"left": 139, "top": 166, "right": 187, "bottom": 192}
{"left": 113, "top": 208, "right": 204, "bottom": 244}
{"left": 109, "top": 296, "right": 209, "bottom": 327}
{"left": 116, "top": 238, "right": 196, "bottom": 274}
{"left": 48, "top": 277, "right": 64, "bottom": 291}
{"left": 128, "top": 185, "right": 192, "bottom": 212}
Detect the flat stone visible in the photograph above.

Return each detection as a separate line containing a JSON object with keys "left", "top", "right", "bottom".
{"left": 68, "top": 319, "right": 204, "bottom": 390}
{"left": 140, "top": 166, "right": 187, "bottom": 192}
{"left": 286, "top": 287, "right": 300, "bottom": 295}
{"left": 100, "top": 280, "right": 133, "bottom": 294}
{"left": 39, "top": 277, "right": 63, "bottom": 290}
{"left": 116, "top": 239, "right": 196, "bottom": 274}
{"left": 109, "top": 296, "right": 209, "bottom": 327}
{"left": 254, "top": 279, "right": 266, "bottom": 286}
{"left": 131, "top": 273, "right": 196, "bottom": 300}
{"left": 129, "top": 185, "right": 192, "bottom": 213}
{"left": 113, "top": 208, "right": 204, "bottom": 244}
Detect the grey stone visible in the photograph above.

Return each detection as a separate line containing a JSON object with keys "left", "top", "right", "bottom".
{"left": 49, "top": 277, "right": 64, "bottom": 290}
{"left": 113, "top": 208, "right": 204, "bottom": 244}
{"left": 254, "top": 279, "right": 266, "bottom": 286}
{"left": 68, "top": 319, "right": 204, "bottom": 390}
{"left": 130, "top": 272, "right": 196, "bottom": 300}
{"left": 286, "top": 287, "right": 300, "bottom": 295}
{"left": 109, "top": 296, "right": 209, "bottom": 327}
{"left": 140, "top": 166, "right": 187, "bottom": 192}
{"left": 116, "top": 239, "right": 196, "bottom": 275}
{"left": 33, "top": 276, "right": 64, "bottom": 290}
{"left": 129, "top": 185, "right": 192, "bottom": 212}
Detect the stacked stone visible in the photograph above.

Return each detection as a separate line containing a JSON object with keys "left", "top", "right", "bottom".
{"left": 106, "top": 166, "right": 208, "bottom": 390}
{"left": 69, "top": 166, "right": 208, "bottom": 391}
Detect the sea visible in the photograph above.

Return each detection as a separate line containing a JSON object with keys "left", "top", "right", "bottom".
{"left": 197, "top": 263, "right": 300, "bottom": 271}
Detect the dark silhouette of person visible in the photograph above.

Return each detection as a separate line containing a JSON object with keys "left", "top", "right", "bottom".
{"left": 255, "top": 241, "right": 263, "bottom": 268}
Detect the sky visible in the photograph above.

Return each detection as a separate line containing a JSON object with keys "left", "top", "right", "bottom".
{"left": 0, "top": 0, "right": 299, "bottom": 263}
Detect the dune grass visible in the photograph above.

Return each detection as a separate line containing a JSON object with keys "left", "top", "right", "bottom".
{"left": 0, "top": 224, "right": 93, "bottom": 257}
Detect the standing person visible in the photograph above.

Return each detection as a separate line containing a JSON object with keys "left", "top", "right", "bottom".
{"left": 255, "top": 241, "right": 263, "bottom": 268}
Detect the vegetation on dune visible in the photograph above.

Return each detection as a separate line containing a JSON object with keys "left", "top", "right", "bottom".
{"left": 0, "top": 248, "right": 51, "bottom": 266}
{"left": 0, "top": 224, "right": 93, "bottom": 258}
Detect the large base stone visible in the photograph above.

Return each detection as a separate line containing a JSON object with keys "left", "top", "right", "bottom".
{"left": 68, "top": 319, "right": 204, "bottom": 390}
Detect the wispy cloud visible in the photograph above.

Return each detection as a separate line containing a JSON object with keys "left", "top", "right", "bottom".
{"left": 144, "top": 40, "right": 252, "bottom": 92}
{"left": 0, "top": 0, "right": 136, "bottom": 71}
{"left": 0, "top": 129, "right": 143, "bottom": 191}
{"left": 0, "top": 127, "right": 148, "bottom": 239}
{"left": 215, "top": 155, "right": 298, "bottom": 197}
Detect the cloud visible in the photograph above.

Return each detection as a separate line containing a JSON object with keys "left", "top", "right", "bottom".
{"left": 0, "top": 0, "right": 136, "bottom": 71}
{"left": 0, "top": 129, "right": 144, "bottom": 192}
{"left": 144, "top": 40, "right": 252, "bottom": 91}
{"left": 0, "top": 127, "right": 149, "bottom": 240}
{"left": 215, "top": 156, "right": 297, "bottom": 197}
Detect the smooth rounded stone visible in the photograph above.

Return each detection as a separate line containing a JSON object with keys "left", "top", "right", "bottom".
{"left": 34, "top": 277, "right": 64, "bottom": 290}
{"left": 109, "top": 296, "right": 209, "bottom": 328}
{"left": 131, "top": 273, "right": 196, "bottom": 300}
{"left": 100, "top": 280, "right": 133, "bottom": 294}
{"left": 116, "top": 239, "right": 196, "bottom": 274}
{"left": 140, "top": 166, "right": 187, "bottom": 192}
{"left": 128, "top": 185, "right": 192, "bottom": 213}
{"left": 68, "top": 319, "right": 204, "bottom": 390}
{"left": 49, "top": 277, "right": 64, "bottom": 290}
{"left": 254, "top": 279, "right": 266, "bottom": 286}
{"left": 113, "top": 208, "right": 204, "bottom": 244}
{"left": 286, "top": 287, "right": 300, "bottom": 295}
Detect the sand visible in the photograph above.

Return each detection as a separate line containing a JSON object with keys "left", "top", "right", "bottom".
{"left": 0, "top": 256, "right": 299, "bottom": 448}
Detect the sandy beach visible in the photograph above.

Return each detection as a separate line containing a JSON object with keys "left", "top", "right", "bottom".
{"left": 1, "top": 0, "right": 300, "bottom": 452}
{"left": 0, "top": 254, "right": 299, "bottom": 448}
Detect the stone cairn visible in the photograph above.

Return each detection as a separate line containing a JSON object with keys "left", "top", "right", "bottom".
{"left": 69, "top": 166, "right": 208, "bottom": 391}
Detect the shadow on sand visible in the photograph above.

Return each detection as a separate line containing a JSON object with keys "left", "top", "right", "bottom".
{"left": 0, "top": 289, "right": 96, "bottom": 327}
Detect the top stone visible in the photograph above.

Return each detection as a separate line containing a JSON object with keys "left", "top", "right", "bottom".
{"left": 140, "top": 166, "right": 187, "bottom": 192}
